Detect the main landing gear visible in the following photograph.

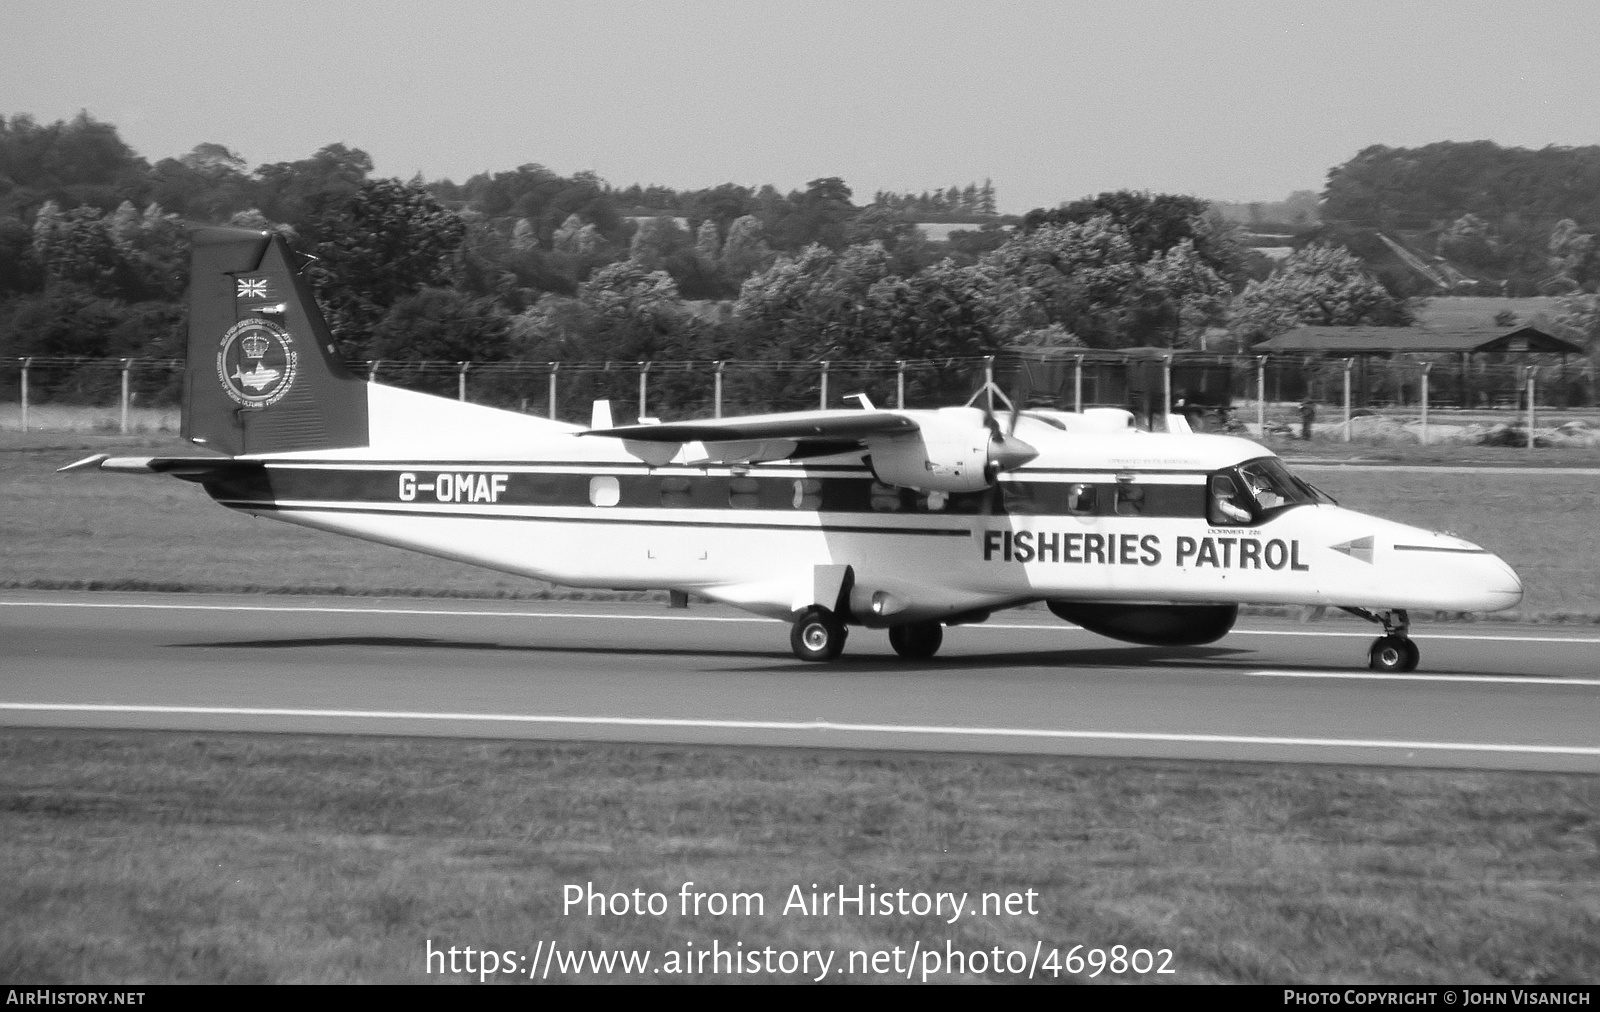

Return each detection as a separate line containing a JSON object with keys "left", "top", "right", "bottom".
{"left": 1343, "top": 607, "right": 1419, "bottom": 672}
{"left": 888, "top": 621, "right": 943, "bottom": 660}
{"left": 787, "top": 609, "right": 945, "bottom": 662}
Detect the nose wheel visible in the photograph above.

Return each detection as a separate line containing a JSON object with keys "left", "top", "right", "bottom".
{"left": 790, "top": 607, "right": 848, "bottom": 662}
{"left": 1368, "top": 634, "right": 1420, "bottom": 672}
{"left": 1344, "top": 607, "right": 1419, "bottom": 672}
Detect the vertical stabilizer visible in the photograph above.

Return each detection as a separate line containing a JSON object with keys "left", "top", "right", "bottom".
{"left": 183, "top": 226, "right": 369, "bottom": 455}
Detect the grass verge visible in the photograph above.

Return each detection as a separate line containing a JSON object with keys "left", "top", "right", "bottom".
{"left": 2, "top": 731, "right": 1595, "bottom": 984}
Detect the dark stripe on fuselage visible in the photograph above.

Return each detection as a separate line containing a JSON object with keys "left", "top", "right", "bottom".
{"left": 201, "top": 465, "right": 1210, "bottom": 519}
{"left": 219, "top": 501, "right": 976, "bottom": 536}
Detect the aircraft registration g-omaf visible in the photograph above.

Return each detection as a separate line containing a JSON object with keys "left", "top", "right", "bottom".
{"left": 64, "top": 225, "right": 1523, "bottom": 670}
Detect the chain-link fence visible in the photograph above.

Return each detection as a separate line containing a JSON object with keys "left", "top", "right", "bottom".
{"left": 4, "top": 352, "right": 1595, "bottom": 436}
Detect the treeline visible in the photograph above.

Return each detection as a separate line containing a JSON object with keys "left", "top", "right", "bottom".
{"left": 1318, "top": 141, "right": 1600, "bottom": 297}
{"left": 869, "top": 180, "right": 998, "bottom": 217}
{"left": 6, "top": 112, "right": 1591, "bottom": 418}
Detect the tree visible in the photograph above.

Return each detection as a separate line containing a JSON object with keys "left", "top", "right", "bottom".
{"left": 628, "top": 215, "right": 690, "bottom": 271}
{"left": 719, "top": 214, "right": 775, "bottom": 280}
{"left": 980, "top": 218, "right": 1143, "bottom": 346}
{"left": 302, "top": 177, "right": 467, "bottom": 354}
{"left": 1024, "top": 190, "right": 1248, "bottom": 283}
{"left": 0, "top": 111, "right": 149, "bottom": 218}
{"left": 254, "top": 143, "right": 373, "bottom": 228}
{"left": 369, "top": 287, "right": 512, "bottom": 363}
{"left": 1230, "top": 242, "right": 1410, "bottom": 343}
{"left": 1135, "top": 239, "right": 1229, "bottom": 347}
{"left": 146, "top": 143, "right": 257, "bottom": 221}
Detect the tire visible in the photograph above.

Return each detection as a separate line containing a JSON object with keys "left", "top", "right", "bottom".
{"left": 791, "top": 607, "right": 847, "bottom": 662}
{"left": 1368, "top": 635, "right": 1412, "bottom": 672}
{"left": 888, "top": 621, "right": 943, "bottom": 660}
{"left": 1400, "top": 637, "right": 1420, "bottom": 672}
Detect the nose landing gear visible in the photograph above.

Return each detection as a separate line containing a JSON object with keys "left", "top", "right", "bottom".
{"left": 1343, "top": 607, "right": 1419, "bottom": 672}
{"left": 790, "top": 606, "right": 848, "bottom": 662}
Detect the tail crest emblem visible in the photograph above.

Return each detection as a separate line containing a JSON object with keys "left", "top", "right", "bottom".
{"left": 217, "top": 318, "right": 298, "bottom": 407}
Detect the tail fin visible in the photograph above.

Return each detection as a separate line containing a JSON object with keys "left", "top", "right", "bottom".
{"left": 183, "top": 225, "right": 369, "bottom": 455}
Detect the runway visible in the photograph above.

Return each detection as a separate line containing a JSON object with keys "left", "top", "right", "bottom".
{"left": 3, "top": 590, "right": 1597, "bottom": 772}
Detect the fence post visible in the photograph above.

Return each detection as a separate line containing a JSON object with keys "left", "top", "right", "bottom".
{"left": 120, "top": 358, "right": 132, "bottom": 434}
{"left": 547, "top": 362, "right": 559, "bottom": 420}
{"left": 1420, "top": 361, "right": 1431, "bottom": 445}
{"left": 1161, "top": 353, "right": 1172, "bottom": 429}
{"left": 896, "top": 360, "right": 906, "bottom": 410}
{"left": 819, "top": 360, "right": 829, "bottom": 410}
{"left": 369, "top": 360, "right": 381, "bottom": 382}
{"left": 457, "top": 361, "right": 470, "bottom": 402}
{"left": 20, "top": 357, "right": 31, "bottom": 432}
{"left": 714, "top": 361, "right": 724, "bottom": 418}
{"left": 638, "top": 361, "right": 650, "bottom": 420}
{"left": 1342, "top": 358, "right": 1353, "bottom": 443}
{"left": 1526, "top": 366, "right": 1536, "bottom": 451}
{"left": 1255, "top": 356, "right": 1266, "bottom": 437}
{"left": 1074, "top": 354, "right": 1084, "bottom": 412}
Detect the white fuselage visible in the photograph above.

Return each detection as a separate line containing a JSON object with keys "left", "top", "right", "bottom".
{"left": 212, "top": 383, "right": 1523, "bottom": 623}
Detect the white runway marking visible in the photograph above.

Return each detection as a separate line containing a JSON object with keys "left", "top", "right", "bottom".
{"left": 3, "top": 702, "right": 1596, "bottom": 757}
{"left": 1247, "top": 670, "right": 1600, "bottom": 687}
{"left": 0, "top": 600, "right": 772, "bottom": 623}
{"left": 5, "top": 598, "right": 1598, "bottom": 643}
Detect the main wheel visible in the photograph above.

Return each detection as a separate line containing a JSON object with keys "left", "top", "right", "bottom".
{"left": 1368, "top": 635, "right": 1415, "bottom": 672}
{"left": 888, "top": 621, "right": 943, "bottom": 660}
{"left": 791, "top": 607, "right": 847, "bottom": 662}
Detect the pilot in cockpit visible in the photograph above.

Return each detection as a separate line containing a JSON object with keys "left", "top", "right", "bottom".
{"left": 1210, "top": 475, "right": 1253, "bottom": 523}
{"left": 1243, "top": 471, "right": 1286, "bottom": 510}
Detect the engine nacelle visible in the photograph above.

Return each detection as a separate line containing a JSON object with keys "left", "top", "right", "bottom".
{"left": 1047, "top": 601, "right": 1238, "bottom": 646}
{"left": 864, "top": 408, "right": 1036, "bottom": 493}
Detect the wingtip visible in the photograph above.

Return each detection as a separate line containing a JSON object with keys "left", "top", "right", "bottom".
{"left": 56, "top": 453, "right": 110, "bottom": 473}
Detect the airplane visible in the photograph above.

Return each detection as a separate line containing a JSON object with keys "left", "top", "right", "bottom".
{"left": 61, "top": 225, "right": 1524, "bottom": 671}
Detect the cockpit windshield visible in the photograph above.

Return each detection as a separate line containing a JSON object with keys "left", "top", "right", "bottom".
{"left": 1209, "top": 457, "right": 1333, "bottom": 525}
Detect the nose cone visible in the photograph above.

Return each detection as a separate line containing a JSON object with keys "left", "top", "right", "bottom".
{"left": 989, "top": 434, "right": 1038, "bottom": 473}
{"left": 1479, "top": 553, "right": 1524, "bottom": 612}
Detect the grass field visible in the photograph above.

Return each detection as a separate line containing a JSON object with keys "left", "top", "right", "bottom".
{"left": 2, "top": 732, "right": 1596, "bottom": 984}
{"left": 6, "top": 431, "right": 1598, "bottom": 617}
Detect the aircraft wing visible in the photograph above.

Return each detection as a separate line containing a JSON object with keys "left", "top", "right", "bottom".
{"left": 581, "top": 409, "right": 918, "bottom": 443}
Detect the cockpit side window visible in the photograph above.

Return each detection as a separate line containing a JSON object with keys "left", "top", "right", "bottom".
{"left": 1214, "top": 457, "right": 1327, "bottom": 522}
{"left": 1208, "top": 474, "right": 1254, "bottom": 525}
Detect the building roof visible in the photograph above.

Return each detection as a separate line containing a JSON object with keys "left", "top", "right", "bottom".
{"left": 1252, "top": 324, "right": 1585, "bottom": 356}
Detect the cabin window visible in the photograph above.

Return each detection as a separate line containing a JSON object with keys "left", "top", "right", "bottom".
{"left": 1114, "top": 482, "right": 1145, "bottom": 516}
{"left": 1208, "top": 474, "right": 1252, "bottom": 525}
{"left": 792, "top": 478, "right": 822, "bottom": 510}
{"left": 870, "top": 481, "right": 905, "bottom": 512}
{"left": 589, "top": 476, "right": 621, "bottom": 507}
{"left": 660, "top": 475, "right": 693, "bottom": 508}
{"left": 1066, "top": 482, "right": 1097, "bottom": 516}
{"left": 729, "top": 476, "right": 761, "bottom": 510}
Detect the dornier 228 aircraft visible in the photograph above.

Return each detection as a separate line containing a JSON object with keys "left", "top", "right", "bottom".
{"left": 63, "top": 226, "right": 1524, "bottom": 670}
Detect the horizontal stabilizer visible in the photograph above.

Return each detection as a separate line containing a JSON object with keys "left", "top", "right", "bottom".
{"left": 59, "top": 455, "right": 260, "bottom": 479}
{"left": 582, "top": 409, "right": 918, "bottom": 443}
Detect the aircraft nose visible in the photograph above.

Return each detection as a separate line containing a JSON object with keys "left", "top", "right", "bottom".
{"left": 1482, "top": 553, "right": 1524, "bottom": 610}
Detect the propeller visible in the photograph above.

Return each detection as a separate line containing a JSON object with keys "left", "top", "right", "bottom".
{"left": 979, "top": 393, "right": 1037, "bottom": 483}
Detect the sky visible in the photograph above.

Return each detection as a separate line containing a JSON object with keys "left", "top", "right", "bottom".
{"left": 4, "top": 0, "right": 1598, "bottom": 214}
